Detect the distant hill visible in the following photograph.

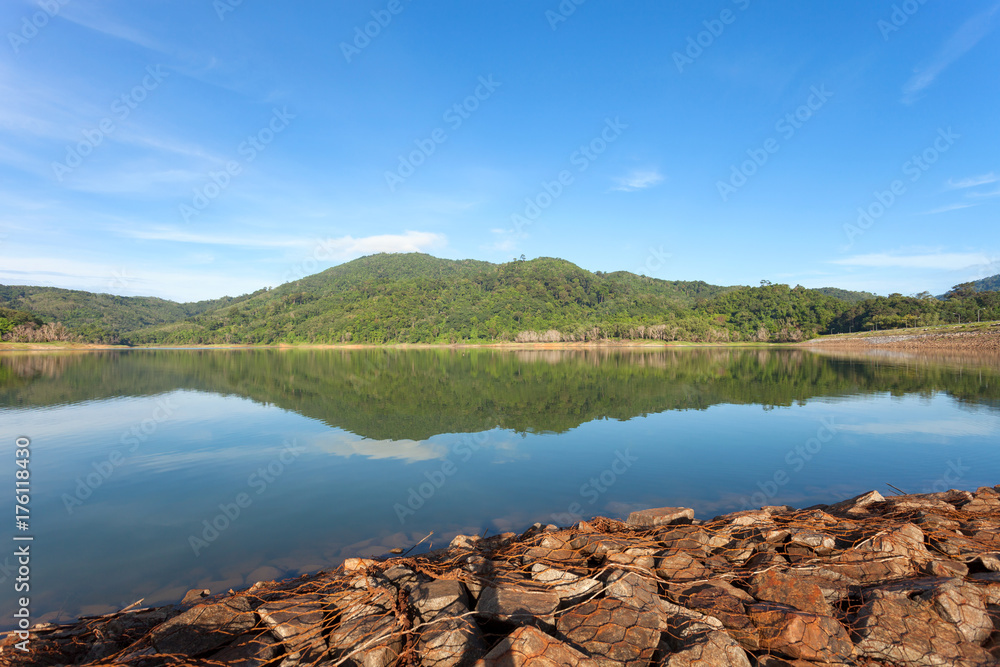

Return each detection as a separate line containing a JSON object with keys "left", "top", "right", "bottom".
{"left": 5, "top": 254, "right": 998, "bottom": 345}
{"left": 934, "top": 274, "right": 1000, "bottom": 299}
{"left": 0, "top": 285, "right": 261, "bottom": 342}
{"left": 128, "top": 254, "right": 740, "bottom": 344}
{"left": 973, "top": 273, "right": 1000, "bottom": 293}
{"left": 812, "top": 287, "right": 878, "bottom": 304}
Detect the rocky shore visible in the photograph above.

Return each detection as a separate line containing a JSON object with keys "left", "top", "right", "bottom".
{"left": 5, "top": 487, "right": 1000, "bottom": 666}
{"left": 804, "top": 325, "right": 1000, "bottom": 351}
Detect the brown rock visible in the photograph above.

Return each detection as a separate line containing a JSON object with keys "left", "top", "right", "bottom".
{"left": 418, "top": 608, "right": 487, "bottom": 667}
{"left": 343, "top": 557, "right": 379, "bottom": 572}
{"left": 656, "top": 552, "right": 710, "bottom": 582}
{"left": 825, "top": 489, "right": 885, "bottom": 516}
{"left": 606, "top": 547, "right": 657, "bottom": 571}
{"left": 604, "top": 570, "right": 660, "bottom": 610}
{"left": 478, "top": 625, "right": 597, "bottom": 666}
{"left": 860, "top": 577, "right": 992, "bottom": 644}
{"left": 921, "top": 559, "right": 970, "bottom": 578}
{"left": 476, "top": 584, "right": 559, "bottom": 624}
{"left": 742, "top": 549, "right": 788, "bottom": 570}
{"left": 750, "top": 570, "right": 835, "bottom": 617}
{"left": 789, "top": 530, "right": 836, "bottom": 555}
{"left": 853, "top": 596, "right": 994, "bottom": 666}
{"left": 667, "top": 582, "right": 756, "bottom": 649}
{"left": 627, "top": 507, "right": 695, "bottom": 528}
{"left": 747, "top": 603, "right": 854, "bottom": 662}
{"left": 257, "top": 595, "right": 326, "bottom": 652}
{"left": 824, "top": 551, "right": 915, "bottom": 583}
{"left": 521, "top": 546, "right": 582, "bottom": 566}
{"left": 410, "top": 579, "right": 468, "bottom": 619}
{"left": 660, "top": 627, "right": 752, "bottom": 667}
{"left": 556, "top": 598, "right": 660, "bottom": 667}
{"left": 208, "top": 632, "right": 278, "bottom": 667}
{"left": 149, "top": 597, "right": 257, "bottom": 656}
{"left": 656, "top": 526, "right": 712, "bottom": 557}
{"left": 180, "top": 589, "right": 211, "bottom": 606}
{"left": 976, "top": 552, "right": 1000, "bottom": 572}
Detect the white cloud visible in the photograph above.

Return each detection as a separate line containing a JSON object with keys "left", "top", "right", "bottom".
{"left": 612, "top": 169, "right": 664, "bottom": 192}
{"left": 967, "top": 187, "right": 1000, "bottom": 199}
{"left": 947, "top": 172, "right": 999, "bottom": 189}
{"left": 115, "top": 227, "right": 308, "bottom": 248}
{"left": 830, "top": 252, "right": 993, "bottom": 270}
{"left": 901, "top": 3, "right": 1000, "bottom": 103}
{"left": 318, "top": 231, "right": 447, "bottom": 258}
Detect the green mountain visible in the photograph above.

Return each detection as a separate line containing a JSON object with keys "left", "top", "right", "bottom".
{"left": 973, "top": 273, "right": 1000, "bottom": 293}
{"left": 3, "top": 254, "right": 998, "bottom": 345}
{"left": 127, "top": 254, "right": 743, "bottom": 345}
{"left": 0, "top": 284, "right": 263, "bottom": 343}
{"left": 812, "top": 287, "right": 878, "bottom": 303}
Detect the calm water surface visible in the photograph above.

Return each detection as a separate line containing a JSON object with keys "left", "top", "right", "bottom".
{"left": 1, "top": 347, "right": 999, "bottom": 628}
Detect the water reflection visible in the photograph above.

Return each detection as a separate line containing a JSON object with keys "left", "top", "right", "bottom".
{"left": 4, "top": 347, "right": 1000, "bottom": 438}
{"left": 0, "top": 347, "right": 998, "bottom": 629}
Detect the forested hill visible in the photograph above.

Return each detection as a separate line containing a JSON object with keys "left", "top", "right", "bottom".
{"left": 1, "top": 254, "right": 997, "bottom": 345}
{"left": 974, "top": 273, "right": 1000, "bottom": 293}
{"left": 129, "top": 254, "right": 741, "bottom": 344}
{"left": 0, "top": 284, "right": 263, "bottom": 343}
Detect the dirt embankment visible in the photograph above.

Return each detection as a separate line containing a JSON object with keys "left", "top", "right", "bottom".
{"left": 805, "top": 325, "right": 1000, "bottom": 351}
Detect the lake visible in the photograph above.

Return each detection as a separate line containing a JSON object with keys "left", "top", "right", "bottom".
{"left": 1, "top": 346, "right": 999, "bottom": 629}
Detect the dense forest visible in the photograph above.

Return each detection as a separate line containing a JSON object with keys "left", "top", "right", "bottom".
{"left": 1, "top": 254, "right": 998, "bottom": 345}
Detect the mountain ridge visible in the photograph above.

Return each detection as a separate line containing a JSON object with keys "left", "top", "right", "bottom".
{"left": 1, "top": 254, "right": 997, "bottom": 345}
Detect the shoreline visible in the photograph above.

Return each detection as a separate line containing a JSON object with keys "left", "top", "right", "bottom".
{"left": 5, "top": 485, "right": 999, "bottom": 665}
{"left": 2, "top": 322, "right": 999, "bottom": 352}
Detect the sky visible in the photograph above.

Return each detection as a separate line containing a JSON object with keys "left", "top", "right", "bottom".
{"left": 1, "top": 0, "right": 998, "bottom": 302}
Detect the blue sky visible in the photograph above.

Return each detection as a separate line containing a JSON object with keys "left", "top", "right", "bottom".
{"left": 1, "top": 0, "right": 998, "bottom": 302}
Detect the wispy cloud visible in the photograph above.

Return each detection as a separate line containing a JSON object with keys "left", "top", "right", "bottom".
{"left": 59, "top": 6, "right": 170, "bottom": 54}
{"left": 901, "top": 3, "right": 1000, "bottom": 104}
{"left": 922, "top": 202, "right": 978, "bottom": 215}
{"left": 967, "top": 187, "right": 1000, "bottom": 199}
{"left": 320, "top": 231, "right": 447, "bottom": 258}
{"left": 831, "top": 252, "right": 992, "bottom": 270}
{"left": 114, "top": 227, "right": 308, "bottom": 248}
{"left": 947, "top": 172, "right": 999, "bottom": 189}
{"left": 612, "top": 169, "right": 664, "bottom": 192}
